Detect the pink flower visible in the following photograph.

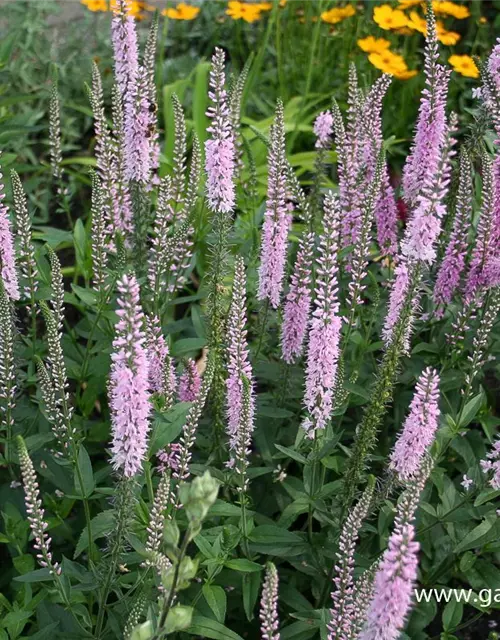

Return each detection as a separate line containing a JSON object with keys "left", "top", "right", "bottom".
{"left": 226, "top": 257, "right": 254, "bottom": 477}
{"left": 314, "top": 111, "right": 333, "bottom": 149}
{"left": 205, "top": 48, "right": 235, "bottom": 214}
{"left": 280, "top": 231, "right": 314, "bottom": 363}
{"left": 303, "top": 193, "right": 342, "bottom": 435}
{"left": 390, "top": 368, "right": 440, "bottom": 481}
{"left": 360, "top": 524, "right": 419, "bottom": 640}
{"left": 179, "top": 359, "right": 201, "bottom": 402}
{"left": 402, "top": 7, "right": 450, "bottom": 206}
{"left": 109, "top": 274, "right": 151, "bottom": 477}
{"left": 258, "top": 101, "right": 291, "bottom": 308}
{"left": 0, "top": 159, "right": 19, "bottom": 300}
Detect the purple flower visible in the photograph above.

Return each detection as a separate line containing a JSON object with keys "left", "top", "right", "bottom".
{"left": 390, "top": 368, "right": 440, "bottom": 481}
{"left": 157, "top": 443, "right": 181, "bottom": 474}
{"left": 360, "top": 523, "right": 419, "bottom": 640}
{"left": 258, "top": 101, "right": 291, "bottom": 308}
{"left": 487, "top": 38, "right": 500, "bottom": 90}
{"left": 260, "top": 563, "right": 280, "bottom": 640}
{"left": 314, "top": 111, "right": 333, "bottom": 149}
{"left": 109, "top": 274, "right": 151, "bottom": 477}
{"left": 402, "top": 7, "right": 450, "bottom": 206}
{"left": 464, "top": 155, "right": 497, "bottom": 301}
{"left": 179, "top": 359, "right": 201, "bottom": 402}
{"left": 146, "top": 314, "right": 176, "bottom": 395}
{"left": 226, "top": 257, "right": 254, "bottom": 477}
{"left": 401, "top": 117, "right": 456, "bottom": 265}
{"left": 111, "top": 0, "right": 151, "bottom": 183}
{"left": 205, "top": 48, "right": 235, "bottom": 214}
{"left": 303, "top": 193, "right": 342, "bottom": 436}
{"left": 281, "top": 231, "right": 314, "bottom": 363}
{"left": 375, "top": 167, "right": 398, "bottom": 257}
{"left": 434, "top": 152, "right": 472, "bottom": 313}
{"left": 0, "top": 159, "right": 19, "bottom": 300}
{"left": 481, "top": 439, "right": 500, "bottom": 490}
{"left": 382, "top": 260, "right": 411, "bottom": 349}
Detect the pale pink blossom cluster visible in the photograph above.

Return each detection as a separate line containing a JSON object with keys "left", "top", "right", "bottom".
{"left": 109, "top": 274, "right": 151, "bottom": 477}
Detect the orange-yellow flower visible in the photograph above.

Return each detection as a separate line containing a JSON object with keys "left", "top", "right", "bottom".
{"left": 255, "top": 2, "right": 273, "bottom": 10}
{"left": 433, "top": 1, "right": 470, "bottom": 19}
{"left": 436, "top": 22, "right": 460, "bottom": 45}
{"left": 81, "top": 0, "right": 107, "bottom": 10}
{"left": 321, "top": 4, "right": 356, "bottom": 25}
{"left": 162, "top": 3, "right": 200, "bottom": 20}
{"left": 406, "top": 10, "right": 427, "bottom": 34}
{"left": 368, "top": 50, "right": 417, "bottom": 80}
{"left": 449, "top": 54, "right": 479, "bottom": 78}
{"left": 398, "top": 0, "right": 422, "bottom": 8}
{"left": 357, "top": 36, "right": 391, "bottom": 54}
{"left": 373, "top": 5, "right": 408, "bottom": 30}
{"left": 226, "top": 1, "right": 262, "bottom": 22}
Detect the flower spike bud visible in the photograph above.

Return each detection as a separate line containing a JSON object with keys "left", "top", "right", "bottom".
{"left": 0, "top": 155, "right": 19, "bottom": 301}
{"left": 179, "top": 359, "right": 202, "bottom": 402}
{"left": 260, "top": 562, "right": 280, "bottom": 640}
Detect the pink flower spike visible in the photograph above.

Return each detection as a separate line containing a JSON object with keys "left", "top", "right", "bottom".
{"left": 258, "top": 100, "right": 291, "bottom": 309}
{"left": 389, "top": 368, "right": 440, "bottom": 481}
{"left": 302, "top": 192, "right": 342, "bottom": 436}
{"left": 179, "top": 359, "right": 202, "bottom": 402}
{"left": 109, "top": 274, "right": 151, "bottom": 477}
{"left": 0, "top": 156, "right": 19, "bottom": 300}
{"left": 205, "top": 48, "right": 235, "bottom": 214}
{"left": 314, "top": 111, "right": 333, "bottom": 149}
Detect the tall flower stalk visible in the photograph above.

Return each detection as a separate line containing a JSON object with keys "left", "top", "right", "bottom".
{"left": 433, "top": 150, "right": 473, "bottom": 313}
{"left": 260, "top": 562, "right": 280, "bottom": 640}
{"left": 258, "top": 100, "right": 290, "bottom": 309}
{"left": 0, "top": 156, "right": 19, "bottom": 301}
{"left": 109, "top": 274, "right": 151, "bottom": 477}
{"left": 0, "top": 279, "right": 16, "bottom": 463}
{"left": 389, "top": 368, "right": 440, "bottom": 481}
{"left": 11, "top": 170, "right": 38, "bottom": 315}
{"left": 204, "top": 48, "right": 236, "bottom": 445}
{"left": 328, "top": 479, "right": 375, "bottom": 640}
{"left": 226, "top": 256, "right": 255, "bottom": 484}
{"left": 302, "top": 193, "right": 342, "bottom": 436}
{"left": 179, "top": 359, "right": 201, "bottom": 403}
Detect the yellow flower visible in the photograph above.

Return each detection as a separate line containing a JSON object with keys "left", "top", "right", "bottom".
{"left": 479, "top": 16, "right": 487, "bottom": 24}
{"left": 255, "top": 2, "right": 273, "bottom": 10}
{"left": 162, "top": 3, "right": 200, "bottom": 20}
{"left": 357, "top": 36, "right": 391, "bottom": 54}
{"left": 449, "top": 54, "right": 479, "bottom": 78}
{"left": 226, "top": 1, "right": 262, "bottom": 22}
{"left": 398, "top": 0, "right": 422, "bottom": 8}
{"left": 436, "top": 21, "right": 460, "bottom": 45}
{"left": 393, "top": 69, "right": 418, "bottom": 80}
{"left": 321, "top": 5, "right": 356, "bottom": 25}
{"left": 406, "top": 10, "right": 426, "bottom": 34}
{"left": 433, "top": 1, "right": 470, "bottom": 19}
{"left": 374, "top": 5, "right": 409, "bottom": 30}
{"left": 81, "top": 0, "right": 108, "bottom": 10}
{"left": 368, "top": 50, "right": 417, "bottom": 80}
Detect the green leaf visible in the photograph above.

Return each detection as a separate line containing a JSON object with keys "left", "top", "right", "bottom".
{"left": 75, "top": 510, "right": 114, "bottom": 558}
{"left": 258, "top": 406, "right": 294, "bottom": 419}
{"left": 171, "top": 338, "right": 206, "bottom": 357}
{"left": 454, "top": 515, "right": 496, "bottom": 553}
{"left": 442, "top": 599, "right": 463, "bottom": 631}
{"left": 224, "top": 559, "right": 262, "bottom": 573}
{"left": 202, "top": 584, "right": 227, "bottom": 623}
{"left": 74, "top": 445, "right": 94, "bottom": 498}
{"left": 149, "top": 403, "right": 192, "bottom": 455}
{"left": 187, "top": 615, "right": 242, "bottom": 640}
{"left": 249, "top": 526, "right": 306, "bottom": 557}
{"left": 457, "top": 392, "right": 484, "bottom": 428}
{"left": 13, "top": 568, "right": 53, "bottom": 583}
{"left": 274, "top": 444, "right": 307, "bottom": 464}
{"left": 242, "top": 571, "right": 261, "bottom": 622}
{"left": 474, "top": 488, "right": 500, "bottom": 507}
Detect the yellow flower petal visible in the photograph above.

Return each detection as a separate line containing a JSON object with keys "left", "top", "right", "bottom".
{"left": 448, "top": 54, "right": 479, "bottom": 78}
{"left": 373, "top": 5, "right": 408, "bottom": 30}
{"left": 357, "top": 36, "right": 391, "bottom": 54}
{"left": 163, "top": 3, "right": 200, "bottom": 20}
{"left": 226, "top": 1, "right": 262, "bottom": 22}
{"left": 433, "top": 1, "right": 470, "bottom": 19}
{"left": 321, "top": 5, "right": 356, "bottom": 25}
